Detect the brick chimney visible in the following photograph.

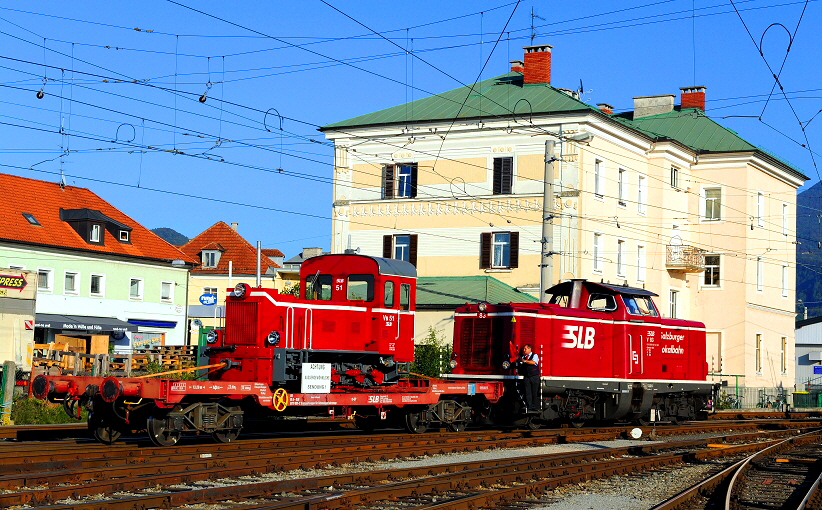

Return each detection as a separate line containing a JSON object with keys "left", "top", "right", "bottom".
{"left": 231, "top": 222, "right": 238, "bottom": 231}
{"left": 680, "top": 86, "right": 706, "bottom": 111}
{"left": 509, "top": 60, "right": 524, "bottom": 73}
{"left": 523, "top": 45, "right": 552, "bottom": 85}
{"left": 597, "top": 103, "right": 614, "bottom": 115}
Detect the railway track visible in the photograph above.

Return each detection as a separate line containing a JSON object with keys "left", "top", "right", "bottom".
{"left": 651, "top": 428, "right": 822, "bottom": 510}
{"left": 0, "top": 420, "right": 818, "bottom": 509}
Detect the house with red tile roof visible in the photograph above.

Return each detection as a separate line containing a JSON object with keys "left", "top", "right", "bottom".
{"left": 180, "top": 222, "right": 282, "bottom": 331}
{"left": 0, "top": 173, "right": 197, "bottom": 354}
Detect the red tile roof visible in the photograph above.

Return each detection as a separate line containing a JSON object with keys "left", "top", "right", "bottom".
{"left": 0, "top": 173, "right": 196, "bottom": 264}
{"left": 261, "top": 248, "right": 284, "bottom": 257}
{"left": 181, "top": 222, "right": 281, "bottom": 275}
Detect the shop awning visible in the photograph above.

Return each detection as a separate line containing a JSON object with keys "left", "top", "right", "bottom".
{"left": 127, "top": 319, "right": 177, "bottom": 329}
{"left": 35, "top": 314, "right": 138, "bottom": 333}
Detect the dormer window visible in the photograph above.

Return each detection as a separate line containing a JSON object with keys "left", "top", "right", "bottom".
{"left": 89, "top": 224, "right": 101, "bottom": 243}
{"left": 119, "top": 230, "right": 130, "bottom": 242}
{"left": 203, "top": 250, "right": 220, "bottom": 268}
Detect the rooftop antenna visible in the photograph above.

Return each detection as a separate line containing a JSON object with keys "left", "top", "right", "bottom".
{"left": 530, "top": 7, "right": 545, "bottom": 45}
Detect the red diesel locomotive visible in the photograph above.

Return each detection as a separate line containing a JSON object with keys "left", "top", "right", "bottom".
{"left": 31, "top": 254, "right": 715, "bottom": 445}
{"left": 450, "top": 279, "right": 714, "bottom": 427}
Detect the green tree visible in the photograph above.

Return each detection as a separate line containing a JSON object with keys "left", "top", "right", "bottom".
{"left": 284, "top": 282, "right": 300, "bottom": 297}
{"left": 410, "top": 327, "right": 452, "bottom": 378}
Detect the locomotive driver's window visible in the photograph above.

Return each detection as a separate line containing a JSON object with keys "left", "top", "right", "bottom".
{"left": 347, "top": 274, "right": 374, "bottom": 301}
{"left": 588, "top": 294, "right": 617, "bottom": 312}
{"left": 399, "top": 283, "right": 411, "bottom": 310}
{"left": 547, "top": 292, "right": 569, "bottom": 307}
{"left": 384, "top": 281, "right": 395, "bottom": 307}
{"left": 306, "top": 274, "right": 332, "bottom": 300}
{"left": 625, "top": 295, "right": 659, "bottom": 317}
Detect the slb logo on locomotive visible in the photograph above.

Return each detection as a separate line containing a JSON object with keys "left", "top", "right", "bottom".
{"left": 561, "top": 325, "right": 596, "bottom": 349}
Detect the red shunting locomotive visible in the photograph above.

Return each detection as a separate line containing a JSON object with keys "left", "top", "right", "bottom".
{"left": 450, "top": 279, "right": 715, "bottom": 426}
{"left": 31, "top": 255, "right": 715, "bottom": 445}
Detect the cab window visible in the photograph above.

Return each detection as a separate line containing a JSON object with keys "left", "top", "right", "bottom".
{"left": 305, "top": 274, "right": 332, "bottom": 300}
{"left": 399, "top": 283, "right": 411, "bottom": 310}
{"left": 624, "top": 295, "right": 659, "bottom": 317}
{"left": 384, "top": 281, "right": 395, "bottom": 307}
{"left": 588, "top": 294, "right": 617, "bottom": 312}
{"left": 347, "top": 274, "right": 374, "bottom": 301}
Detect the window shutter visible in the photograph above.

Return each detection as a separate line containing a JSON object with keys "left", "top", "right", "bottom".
{"left": 409, "top": 235, "right": 418, "bottom": 267}
{"left": 409, "top": 164, "right": 418, "bottom": 198}
{"left": 493, "top": 158, "right": 502, "bottom": 194}
{"left": 382, "top": 165, "right": 394, "bottom": 199}
{"left": 501, "top": 157, "right": 512, "bottom": 194}
{"left": 480, "top": 232, "right": 492, "bottom": 269}
{"left": 383, "top": 235, "right": 393, "bottom": 258}
{"left": 509, "top": 231, "right": 519, "bottom": 268}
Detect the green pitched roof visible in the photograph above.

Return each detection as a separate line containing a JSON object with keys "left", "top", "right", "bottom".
{"left": 322, "top": 72, "right": 806, "bottom": 178}
{"left": 416, "top": 275, "right": 538, "bottom": 309}
{"left": 321, "top": 73, "right": 595, "bottom": 130}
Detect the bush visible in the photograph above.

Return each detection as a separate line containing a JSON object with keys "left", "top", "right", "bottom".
{"left": 410, "top": 327, "right": 452, "bottom": 378}
{"left": 11, "top": 397, "right": 86, "bottom": 424}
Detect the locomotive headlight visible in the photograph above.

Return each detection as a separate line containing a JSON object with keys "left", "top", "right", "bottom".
{"left": 206, "top": 330, "right": 218, "bottom": 344}
{"left": 266, "top": 331, "right": 281, "bottom": 346}
{"left": 502, "top": 360, "right": 511, "bottom": 369}
{"left": 449, "top": 359, "right": 458, "bottom": 369}
{"left": 233, "top": 283, "right": 249, "bottom": 299}
{"left": 477, "top": 302, "right": 487, "bottom": 313}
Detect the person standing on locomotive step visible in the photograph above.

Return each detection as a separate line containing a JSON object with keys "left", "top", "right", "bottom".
{"left": 519, "top": 344, "right": 541, "bottom": 413}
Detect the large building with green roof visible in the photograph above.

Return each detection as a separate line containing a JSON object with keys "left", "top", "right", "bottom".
{"left": 321, "top": 44, "right": 805, "bottom": 390}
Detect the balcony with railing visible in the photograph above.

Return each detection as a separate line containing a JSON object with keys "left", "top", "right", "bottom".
{"left": 666, "top": 244, "right": 706, "bottom": 272}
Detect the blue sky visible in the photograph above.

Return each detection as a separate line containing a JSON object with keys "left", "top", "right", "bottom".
{"left": 0, "top": 1, "right": 818, "bottom": 258}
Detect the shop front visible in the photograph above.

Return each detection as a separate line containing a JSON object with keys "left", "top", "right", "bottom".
{"left": 34, "top": 314, "right": 137, "bottom": 355}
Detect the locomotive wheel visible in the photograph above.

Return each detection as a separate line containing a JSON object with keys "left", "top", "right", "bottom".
{"left": 147, "top": 415, "right": 181, "bottom": 447}
{"left": 405, "top": 411, "right": 428, "bottom": 434}
{"left": 212, "top": 429, "right": 241, "bottom": 443}
{"left": 89, "top": 413, "right": 121, "bottom": 445}
{"left": 447, "top": 420, "right": 467, "bottom": 433}
{"left": 525, "top": 416, "right": 542, "bottom": 430}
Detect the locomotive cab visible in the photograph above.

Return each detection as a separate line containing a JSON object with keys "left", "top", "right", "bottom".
{"left": 209, "top": 254, "right": 416, "bottom": 391}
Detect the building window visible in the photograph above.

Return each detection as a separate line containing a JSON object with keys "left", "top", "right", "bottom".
{"left": 756, "top": 256, "right": 763, "bottom": 292}
{"left": 37, "top": 269, "right": 52, "bottom": 292}
{"left": 383, "top": 234, "right": 418, "bottom": 267}
{"left": 755, "top": 333, "right": 762, "bottom": 373}
{"left": 202, "top": 250, "right": 220, "bottom": 268}
{"left": 616, "top": 239, "right": 625, "bottom": 277}
{"left": 669, "top": 289, "right": 678, "bottom": 319}
{"left": 64, "top": 271, "right": 79, "bottom": 295}
{"left": 90, "top": 274, "right": 105, "bottom": 297}
{"left": 637, "top": 245, "right": 646, "bottom": 282}
{"left": 120, "top": 230, "right": 130, "bottom": 242}
{"left": 757, "top": 191, "right": 764, "bottom": 227}
{"left": 129, "top": 278, "right": 143, "bottom": 300}
{"left": 594, "top": 159, "right": 604, "bottom": 199}
{"left": 89, "top": 224, "right": 101, "bottom": 243}
{"left": 161, "top": 281, "right": 174, "bottom": 302}
{"left": 480, "top": 231, "right": 519, "bottom": 269}
{"left": 782, "top": 203, "right": 788, "bottom": 236}
{"left": 493, "top": 157, "right": 513, "bottom": 195}
{"left": 382, "top": 163, "right": 418, "bottom": 199}
{"left": 203, "top": 287, "right": 218, "bottom": 295}
{"left": 782, "top": 263, "right": 788, "bottom": 297}
{"left": 593, "top": 233, "right": 603, "bottom": 272}
{"left": 781, "top": 336, "right": 787, "bottom": 374}
{"left": 618, "top": 168, "right": 626, "bottom": 207}
{"left": 637, "top": 175, "right": 647, "bottom": 214}
{"left": 671, "top": 166, "right": 679, "bottom": 189}
{"left": 704, "top": 188, "right": 721, "bottom": 220}
{"left": 704, "top": 255, "right": 720, "bottom": 287}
